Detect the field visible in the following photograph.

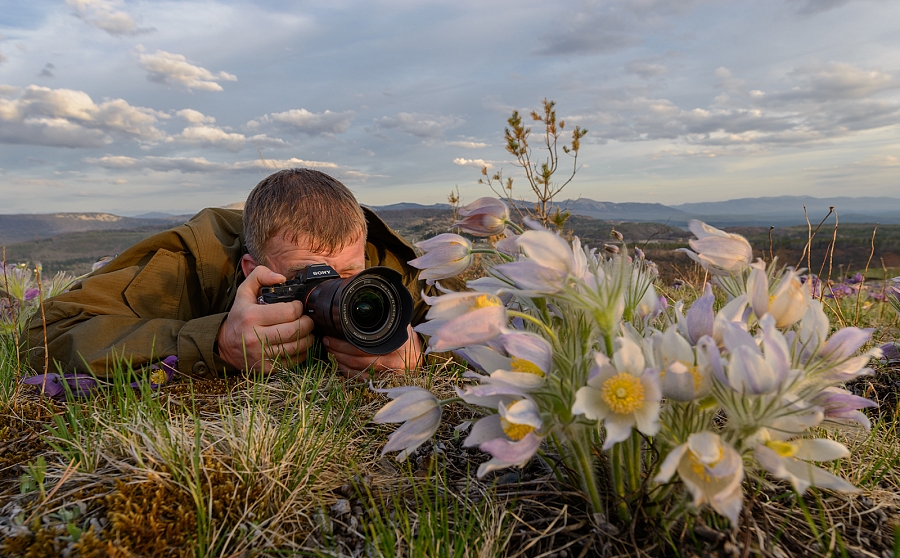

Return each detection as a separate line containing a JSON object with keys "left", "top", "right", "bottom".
{"left": 1, "top": 211, "right": 900, "bottom": 557}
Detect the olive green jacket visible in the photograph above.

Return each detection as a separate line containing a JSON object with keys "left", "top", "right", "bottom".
{"left": 28, "top": 207, "right": 429, "bottom": 378}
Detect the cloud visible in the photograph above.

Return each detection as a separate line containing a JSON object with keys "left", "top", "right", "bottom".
{"left": 0, "top": 51, "right": 7, "bottom": 65}
{"left": 372, "top": 112, "right": 463, "bottom": 140}
{"left": 0, "top": 85, "right": 166, "bottom": 148}
{"left": 250, "top": 108, "right": 354, "bottom": 136}
{"left": 39, "top": 63, "right": 55, "bottom": 78}
{"left": 85, "top": 156, "right": 339, "bottom": 173}
{"left": 175, "top": 108, "right": 215, "bottom": 124}
{"left": 573, "top": 62, "right": 900, "bottom": 150}
{"left": 448, "top": 140, "right": 488, "bottom": 148}
{"left": 67, "top": 0, "right": 154, "bottom": 36}
{"left": 789, "top": 0, "right": 853, "bottom": 16}
{"left": 781, "top": 62, "right": 896, "bottom": 102}
{"left": 534, "top": 0, "right": 708, "bottom": 56}
{"left": 453, "top": 158, "right": 493, "bottom": 169}
{"left": 168, "top": 125, "right": 246, "bottom": 152}
{"left": 627, "top": 60, "right": 668, "bottom": 78}
{"left": 247, "top": 134, "right": 291, "bottom": 148}
{"left": 137, "top": 49, "right": 237, "bottom": 92}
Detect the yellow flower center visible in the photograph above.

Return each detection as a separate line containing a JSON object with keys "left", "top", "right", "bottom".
{"left": 473, "top": 294, "right": 502, "bottom": 309}
{"left": 688, "top": 365, "right": 703, "bottom": 391}
{"left": 149, "top": 369, "right": 168, "bottom": 385}
{"left": 688, "top": 446, "right": 724, "bottom": 483}
{"left": 600, "top": 372, "right": 645, "bottom": 414}
{"left": 511, "top": 357, "right": 544, "bottom": 377}
{"left": 500, "top": 418, "right": 535, "bottom": 441}
{"left": 766, "top": 440, "right": 797, "bottom": 457}
{"left": 660, "top": 362, "right": 703, "bottom": 391}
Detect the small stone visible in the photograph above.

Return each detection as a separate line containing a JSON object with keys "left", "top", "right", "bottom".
{"left": 331, "top": 499, "right": 351, "bottom": 517}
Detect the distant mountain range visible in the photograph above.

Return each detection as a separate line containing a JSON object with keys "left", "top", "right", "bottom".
{"left": 0, "top": 213, "right": 193, "bottom": 245}
{"left": 369, "top": 196, "right": 900, "bottom": 227}
{"left": 3, "top": 196, "right": 899, "bottom": 246}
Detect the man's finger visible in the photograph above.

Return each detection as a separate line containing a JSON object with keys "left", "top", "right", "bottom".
{"left": 253, "top": 316, "right": 314, "bottom": 346}
{"left": 238, "top": 265, "right": 287, "bottom": 300}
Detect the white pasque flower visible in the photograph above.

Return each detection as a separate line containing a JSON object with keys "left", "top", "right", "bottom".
{"left": 654, "top": 432, "right": 744, "bottom": 524}
{"left": 372, "top": 387, "right": 441, "bottom": 462}
{"left": 414, "top": 291, "right": 507, "bottom": 351}
{"left": 572, "top": 337, "right": 662, "bottom": 449}
{"left": 463, "top": 398, "right": 543, "bottom": 477}
{"left": 409, "top": 233, "right": 473, "bottom": 284}
{"left": 494, "top": 230, "right": 576, "bottom": 294}
{"left": 454, "top": 197, "right": 509, "bottom": 237}
{"left": 679, "top": 220, "right": 753, "bottom": 276}
{"left": 646, "top": 328, "right": 711, "bottom": 401}
{"left": 754, "top": 436, "right": 858, "bottom": 494}
{"left": 747, "top": 261, "right": 811, "bottom": 328}
{"left": 456, "top": 331, "right": 551, "bottom": 406}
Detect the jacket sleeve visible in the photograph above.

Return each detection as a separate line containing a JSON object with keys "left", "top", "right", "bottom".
{"left": 28, "top": 233, "right": 236, "bottom": 379}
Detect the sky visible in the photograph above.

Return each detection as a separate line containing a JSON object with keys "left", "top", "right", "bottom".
{"left": 0, "top": 0, "right": 899, "bottom": 215}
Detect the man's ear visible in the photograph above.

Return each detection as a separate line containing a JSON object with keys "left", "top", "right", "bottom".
{"left": 240, "top": 253, "right": 258, "bottom": 277}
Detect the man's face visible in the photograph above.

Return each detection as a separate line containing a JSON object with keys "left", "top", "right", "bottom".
{"left": 244, "top": 231, "right": 367, "bottom": 279}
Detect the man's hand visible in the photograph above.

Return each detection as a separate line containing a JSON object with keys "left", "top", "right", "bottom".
{"left": 216, "top": 265, "right": 315, "bottom": 373}
{"left": 323, "top": 325, "right": 423, "bottom": 378}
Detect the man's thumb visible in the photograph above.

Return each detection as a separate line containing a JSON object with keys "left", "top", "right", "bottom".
{"left": 241, "top": 265, "right": 286, "bottom": 297}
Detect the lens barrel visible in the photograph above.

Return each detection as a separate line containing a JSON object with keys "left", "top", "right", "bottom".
{"left": 303, "top": 267, "right": 413, "bottom": 355}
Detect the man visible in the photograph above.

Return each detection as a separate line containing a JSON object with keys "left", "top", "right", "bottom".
{"left": 28, "top": 168, "right": 426, "bottom": 378}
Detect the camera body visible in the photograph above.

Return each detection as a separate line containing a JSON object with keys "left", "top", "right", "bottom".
{"left": 259, "top": 263, "right": 413, "bottom": 355}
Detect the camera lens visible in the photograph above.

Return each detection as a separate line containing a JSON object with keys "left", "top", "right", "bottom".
{"left": 349, "top": 287, "right": 388, "bottom": 333}
{"left": 303, "top": 266, "right": 413, "bottom": 355}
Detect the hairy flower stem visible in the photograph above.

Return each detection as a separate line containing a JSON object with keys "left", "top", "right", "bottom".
{"left": 610, "top": 443, "right": 632, "bottom": 523}
{"left": 569, "top": 428, "right": 605, "bottom": 517}
{"left": 624, "top": 431, "right": 642, "bottom": 497}
{"left": 603, "top": 331, "right": 614, "bottom": 357}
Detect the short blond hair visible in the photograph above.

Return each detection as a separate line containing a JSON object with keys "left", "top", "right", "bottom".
{"left": 243, "top": 169, "right": 367, "bottom": 264}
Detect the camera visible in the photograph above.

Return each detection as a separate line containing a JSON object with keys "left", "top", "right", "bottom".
{"left": 259, "top": 263, "right": 413, "bottom": 355}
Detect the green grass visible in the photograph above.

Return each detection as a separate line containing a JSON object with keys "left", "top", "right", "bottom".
{"left": 3, "top": 244, "right": 900, "bottom": 556}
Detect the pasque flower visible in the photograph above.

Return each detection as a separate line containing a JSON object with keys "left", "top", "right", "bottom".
{"left": 454, "top": 197, "right": 510, "bottom": 237}
{"left": 409, "top": 233, "right": 473, "bottom": 284}
{"left": 647, "top": 328, "right": 711, "bottom": 401}
{"left": 494, "top": 230, "right": 577, "bottom": 294}
{"left": 754, "top": 436, "right": 858, "bottom": 494}
{"left": 415, "top": 291, "right": 507, "bottom": 351}
{"left": 655, "top": 432, "right": 744, "bottom": 524}
{"left": 679, "top": 220, "right": 753, "bottom": 276}
{"left": 747, "top": 262, "right": 810, "bottom": 328}
{"left": 372, "top": 386, "right": 442, "bottom": 461}
{"left": 572, "top": 337, "right": 662, "bottom": 449}
{"left": 463, "top": 398, "right": 543, "bottom": 477}
{"left": 457, "top": 331, "right": 552, "bottom": 403}
{"left": 811, "top": 387, "right": 877, "bottom": 430}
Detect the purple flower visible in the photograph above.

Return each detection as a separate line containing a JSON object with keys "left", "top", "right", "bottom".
{"left": 24, "top": 288, "right": 40, "bottom": 301}
{"left": 880, "top": 342, "right": 900, "bottom": 362}
{"left": 131, "top": 355, "right": 178, "bottom": 389}
{"left": 453, "top": 197, "right": 509, "bottom": 237}
{"left": 23, "top": 373, "right": 97, "bottom": 399}
{"left": 685, "top": 283, "right": 715, "bottom": 345}
{"left": 848, "top": 273, "right": 865, "bottom": 284}
{"left": 409, "top": 234, "right": 473, "bottom": 284}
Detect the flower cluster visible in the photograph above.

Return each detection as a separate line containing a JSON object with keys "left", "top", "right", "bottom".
{"left": 1, "top": 262, "right": 77, "bottom": 336}
{"left": 376, "top": 198, "right": 881, "bottom": 525}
